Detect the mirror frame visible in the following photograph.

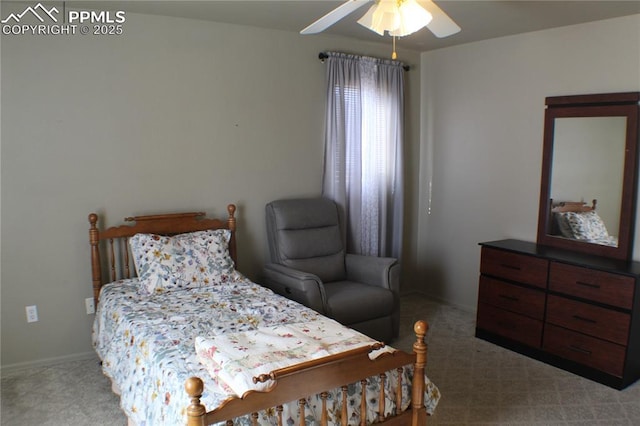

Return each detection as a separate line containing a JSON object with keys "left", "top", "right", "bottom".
{"left": 536, "top": 92, "right": 640, "bottom": 261}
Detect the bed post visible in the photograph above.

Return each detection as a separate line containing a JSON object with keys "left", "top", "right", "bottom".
{"left": 412, "top": 320, "right": 428, "bottom": 425}
{"left": 185, "top": 377, "right": 206, "bottom": 426}
{"left": 226, "top": 204, "right": 237, "bottom": 267}
{"left": 89, "top": 213, "right": 102, "bottom": 305}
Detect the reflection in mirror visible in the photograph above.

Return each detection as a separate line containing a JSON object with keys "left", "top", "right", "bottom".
{"left": 536, "top": 91, "right": 640, "bottom": 261}
{"left": 549, "top": 116, "right": 627, "bottom": 247}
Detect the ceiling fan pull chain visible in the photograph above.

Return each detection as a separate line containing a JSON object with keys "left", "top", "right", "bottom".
{"left": 392, "top": 36, "right": 397, "bottom": 60}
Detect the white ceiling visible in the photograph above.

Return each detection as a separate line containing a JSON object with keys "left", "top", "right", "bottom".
{"left": 68, "top": 1, "right": 640, "bottom": 52}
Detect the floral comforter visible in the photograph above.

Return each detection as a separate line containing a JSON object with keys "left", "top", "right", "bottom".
{"left": 92, "top": 273, "right": 439, "bottom": 425}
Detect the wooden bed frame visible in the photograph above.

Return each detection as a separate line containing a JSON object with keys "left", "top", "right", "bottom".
{"left": 89, "top": 205, "right": 430, "bottom": 426}
{"left": 548, "top": 199, "right": 597, "bottom": 235}
{"left": 551, "top": 199, "right": 597, "bottom": 213}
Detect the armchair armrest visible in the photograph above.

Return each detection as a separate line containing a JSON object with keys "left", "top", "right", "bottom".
{"left": 346, "top": 254, "right": 401, "bottom": 339}
{"left": 345, "top": 254, "right": 400, "bottom": 293}
{"left": 261, "top": 263, "right": 327, "bottom": 314}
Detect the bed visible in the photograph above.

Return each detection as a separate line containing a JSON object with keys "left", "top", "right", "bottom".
{"left": 89, "top": 205, "right": 439, "bottom": 425}
{"left": 550, "top": 199, "right": 618, "bottom": 247}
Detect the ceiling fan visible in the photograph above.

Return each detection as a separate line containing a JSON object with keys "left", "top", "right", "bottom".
{"left": 301, "top": 0, "right": 461, "bottom": 39}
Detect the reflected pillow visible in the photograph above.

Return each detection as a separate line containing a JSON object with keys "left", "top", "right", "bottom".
{"left": 554, "top": 213, "right": 574, "bottom": 238}
{"left": 130, "top": 229, "right": 235, "bottom": 295}
{"left": 559, "top": 211, "right": 610, "bottom": 242}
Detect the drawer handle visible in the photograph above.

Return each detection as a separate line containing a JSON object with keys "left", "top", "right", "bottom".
{"left": 500, "top": 263, "right": 521, "bottom": 271}
{"left": 499, "top": 294, "right": 519, "bottom": 302}
{"left": 569, "top": 345, "right": 592, "bottom": 356}
{"left": 575, "top": 281, "right": 600, "bottom": 289}
{"left": 572, "top": 315, "right": 597, "bottom": 324}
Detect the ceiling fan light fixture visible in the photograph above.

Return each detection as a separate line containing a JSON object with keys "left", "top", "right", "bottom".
{"left": 357, "top": 1, "right": 398, "bottom": 36}
{"left": 357, "top": 0, "right": 432, "bottom": 37}
{"left": 391, "top": 0, "right": 433, "bottom": 36}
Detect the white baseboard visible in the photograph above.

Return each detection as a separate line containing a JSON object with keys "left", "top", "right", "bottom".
{"left": 1, "top": 351, "right": 98, "bottom": 375}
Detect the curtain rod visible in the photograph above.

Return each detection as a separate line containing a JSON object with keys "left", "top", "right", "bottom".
{"left": 318, "top": 52, "right": 410, "bottom": 71}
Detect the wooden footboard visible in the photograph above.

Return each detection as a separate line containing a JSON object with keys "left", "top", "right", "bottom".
{"left": 185, "top": 321, "right": 429, "bottom": 426}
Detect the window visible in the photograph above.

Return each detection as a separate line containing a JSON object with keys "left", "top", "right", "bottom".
{"left": 322, "top": 53, "right": 404, "bottom": 258}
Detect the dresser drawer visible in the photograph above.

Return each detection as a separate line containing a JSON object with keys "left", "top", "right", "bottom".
{"left": 477, "top": 303, "right": 543, "bottom": 347}
{"left": 543, "top": 324, "right": 626, "bottom": 377}
{"left": 546, "top": 295, "right": 630, "bottom": 345}
{"left": 549, "top": 262, "right": 635, "bottom": 309}
{"left": 479, "top": 276, "right": 545, "bottom": 320}
{"left": 480, "top": 247, "right": 548, "bottom": 289}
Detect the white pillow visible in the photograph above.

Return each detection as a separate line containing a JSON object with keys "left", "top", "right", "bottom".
{"left": 129, "top": 229, "right": 234, "bottom": 295}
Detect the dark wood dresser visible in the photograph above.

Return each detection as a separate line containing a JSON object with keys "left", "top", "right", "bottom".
{"left": 476, "top": 239, "right": 640, "bottom": 389}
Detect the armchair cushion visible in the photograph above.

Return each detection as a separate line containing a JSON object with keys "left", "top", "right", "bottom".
{"left": 323, "top": 281, "right": 394, "bottom": 325}
{"left": 266, "top": 199, "right": 346, "bottom": 282}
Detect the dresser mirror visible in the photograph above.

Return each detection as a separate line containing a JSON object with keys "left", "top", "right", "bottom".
{"left": 537, "top": 92, "right": 640, "bottom": 260}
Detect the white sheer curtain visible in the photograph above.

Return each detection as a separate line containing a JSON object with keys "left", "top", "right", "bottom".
{"left": 321, "top": 52, "right": 404, "bottom": 259}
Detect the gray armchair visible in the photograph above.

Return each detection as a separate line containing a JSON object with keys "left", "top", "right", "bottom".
{"left": 262, "top": 198, "right": 400, "bottom": 342}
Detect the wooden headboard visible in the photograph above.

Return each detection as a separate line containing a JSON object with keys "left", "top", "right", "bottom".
{"left": 88, "top": 205, "right": 237, "bottom": 304}
{"left": 551, "top": 199, "right": 597, "bottom": 213}
{"left": 548, "top": 199, "right": 597, "bottom": 235}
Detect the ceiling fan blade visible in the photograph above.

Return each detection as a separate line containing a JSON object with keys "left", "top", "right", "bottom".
{"left": 300, "top": 0, "right": 371, "bottom": 34}
{"left": 420, "top": 0, "right": 461, "bottom": 38}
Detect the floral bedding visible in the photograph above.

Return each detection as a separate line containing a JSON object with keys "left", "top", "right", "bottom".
{"left": 554, "top": 210, "right": 618, "bottom": 247}
{"left": 93, "top": 273, "right": 440, "bottom": 425}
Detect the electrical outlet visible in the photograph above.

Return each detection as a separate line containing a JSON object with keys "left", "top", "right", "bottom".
{"left": 85, "top": 297, "right": 95, "bottom": 315}
{"left": 26, "top": 305, "right": 38, "bottom": 323}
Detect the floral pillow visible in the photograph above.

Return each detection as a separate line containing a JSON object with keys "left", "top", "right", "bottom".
{"left": 130, "top": 229, "right": 235, "bottom": 295}
{"left": 559, "top": 211, "right": 610, "bottom": 242}
{"left": 554, "top": 212, "right": 574, "bottom": 238}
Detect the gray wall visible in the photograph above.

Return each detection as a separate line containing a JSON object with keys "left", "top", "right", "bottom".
{"left": 418, "top": 15, "right": 640, "bottom": 311}
{"left": 3, "top": 7, "right": 639, "bottom": 369}
{"left": 1, "top": 12, "right": 421, "bottom": 368}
